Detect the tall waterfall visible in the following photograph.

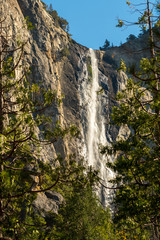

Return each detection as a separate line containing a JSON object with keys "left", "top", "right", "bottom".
{"left": 87, "top": 49, "right": 99, "bottom": 166}
{"left": 78, "top": 48, "right": 114, "bottom": 206}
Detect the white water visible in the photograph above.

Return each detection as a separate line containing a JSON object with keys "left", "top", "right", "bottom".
{"left": 87, "top": 49, "right": 99, "bottom": 166}
{"left": 78, "top": 48, "right": 114, "bottom": 206}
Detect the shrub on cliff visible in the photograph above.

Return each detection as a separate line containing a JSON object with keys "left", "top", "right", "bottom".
{"left": 41, "top": 2, "right": 69, "bottom": 32}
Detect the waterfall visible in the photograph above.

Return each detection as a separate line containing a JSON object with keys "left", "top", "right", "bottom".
{"left": 78, "top": 48, "right": 114, "bottom": 206}
{"left": 87, "top": 48, "right": 99, "bottom": 166}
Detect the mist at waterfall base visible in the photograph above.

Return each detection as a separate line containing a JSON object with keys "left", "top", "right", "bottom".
{"left": 43, "top": 0, "right": 140, "bottom": 49}
{"left": 78, "top": 48, "right": 115, "bottom": 206}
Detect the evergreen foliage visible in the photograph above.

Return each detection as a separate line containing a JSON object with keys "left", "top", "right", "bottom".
{"left": 46, "top": 176, "right": 115, "bottom": 240}
{"left": 0, "top": 5, "right": 115, "bottom": 240}
{"left": 0, "top": 9, "right": 78, "bottom": 240}
{"left": 41, "top": 1, "right": 69, "bottom": 32}
{"left": 99, "top": 39, "right": 110, "bottom": 51}
{"left": 126, "top": 34, "right": 137, "bottom": 42}
{"left": 103, "top": 1, "right": 160, "bottom": 239}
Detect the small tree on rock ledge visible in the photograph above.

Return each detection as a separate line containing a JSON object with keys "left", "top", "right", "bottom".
{"left": 99, "top": 39, "right": 110, "bottom": 51}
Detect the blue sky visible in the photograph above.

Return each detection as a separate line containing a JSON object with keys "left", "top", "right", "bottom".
{"left": 43, "top": 0, "right": 144, "bottom": 49}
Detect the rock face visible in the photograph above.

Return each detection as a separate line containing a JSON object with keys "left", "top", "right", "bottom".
{"left": 3, "top": 0, "right": 138, "bottom": 207}
{"left": 33, "top": 191, "right": 64, "bottom": 216}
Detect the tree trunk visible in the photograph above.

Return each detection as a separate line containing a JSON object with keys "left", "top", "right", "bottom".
{"left": 0, "top": 4, "right": 4, "bottom": 237}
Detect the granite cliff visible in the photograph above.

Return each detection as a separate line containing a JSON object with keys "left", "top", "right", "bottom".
{"left": 3, "top": 0, "right": 144, "bottom": 209}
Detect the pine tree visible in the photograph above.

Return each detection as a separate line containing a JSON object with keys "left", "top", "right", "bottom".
{"left": 49, "top": 178, "right": 115, "bottom": 240}
{"left": 103, "top": 1, "right": 160, "bottom": 239}
{"left": 99, "top": 39, "right": 110, "bottom": 51}
{"left": 0, "top": 4, "right": 79, "bottom": 239}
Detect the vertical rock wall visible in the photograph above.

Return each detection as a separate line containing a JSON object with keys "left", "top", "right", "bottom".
{"left": 4, "top": 0, "right": 127, "bottom": 205}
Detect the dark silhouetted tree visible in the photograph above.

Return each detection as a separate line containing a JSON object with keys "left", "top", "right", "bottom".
{"left": 99, "top": 39, "right": 110, "bottom": 51}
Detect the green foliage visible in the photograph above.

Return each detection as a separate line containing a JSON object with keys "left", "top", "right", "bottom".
{"left": 126, "top": 34, "right": 137, "bottom": 42}
{"left": 107, "top": 56, "right": 160, "bottom": 238}
{"left": 117, "top": 0, "right": 160, "bottom": 32}
{"left": 87, "top": 56, "right": 92, "bottom": 81}
{"left": 0, "top": 13, "right": 79, "bottom": 239}
{"left": 42, "top": 2, "right": 69, "bottom": 32}
{"left": 0, "top": 8, "right": 114, "bottom": 239}
{"left": 116, "top": 20, "right": 124, "bottom": 28}
{"left": 41, "top": 0, "right": 48, "bottom": 10}
{"left": 24, "top": 16, "right": 35, "bottom": 30}
{"left": 99, "top": 39, "right": 110, "bottom": 51}
{"left": 118, "top": 59, "right": 127, "bottom": 72}
{"left": 126, "top": 1, "right": 131, "bottom": 6}
{"left": 61, "top": 47, "right": 70, "bottom": 58}
{"left": 17, "top": 156, "right": 116, "bottom": 239}
{"left": 138, "top": 28, "right": 149, "bottom": 38}
{"left": 103, "top": 1, "right": 160, "bottom": 239}
{"left": 47, "top": 181, "right": 115, "bottom": 239}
